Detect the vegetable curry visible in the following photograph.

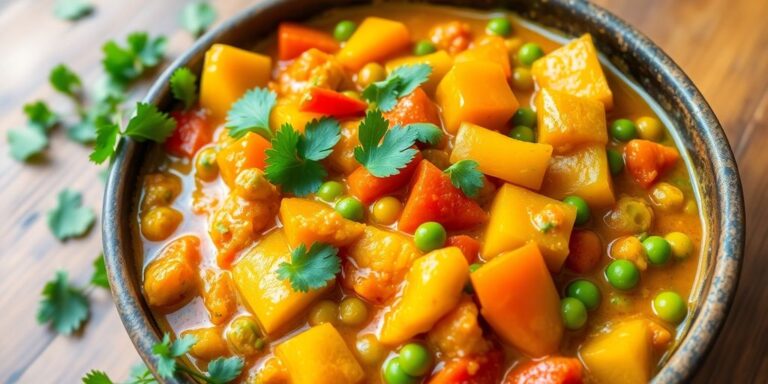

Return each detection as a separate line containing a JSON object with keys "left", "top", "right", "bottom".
{"left": 136, "top": 4, "right": 703, "bottom": 384}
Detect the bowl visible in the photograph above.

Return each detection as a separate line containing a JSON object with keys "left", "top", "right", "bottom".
{"left": 102, "top": 0, "right": 745, "bottom": 382}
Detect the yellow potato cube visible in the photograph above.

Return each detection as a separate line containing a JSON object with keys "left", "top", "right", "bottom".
{"left": 536, "top": 88, "right": 607, "bottom": 154}
{"left": 450, "top": 122, "right": 552, "bottom": 190}
{"left": 200, "top": 44, "right": 272, "bottom": 122}
{"left": 532, "top": 34, "right": 614, "bottom": 109}
{"left": 270, "top": 97, "right": 323, "bottom": 132}
{"left": 276, "top": 323, "right": 365, "bottom": 384}
{"left": 436, "top": 61, "right": 519, "bottom": 133}
{"left": 540, "top": 145, "right": 616, "bottom": 208}
{"left": 232, "top": 230, "right": 329, "bottom": 335}
{"left": 454, "top": 36, "right": 511, "bottom": 78}
{"left": 579, "top": 319, "right": 653, "bottom": 384}
{"left": 482, "top": 183, "right": 577, "bottom": 271}
{"left": 279, "top": 198, "right": 365, "bottom": 248}
{"left": 385, "top": 50, "right": 453, "bottom": 94}
{"left": 337, "top": 17, "right": 410, "bottom": 71}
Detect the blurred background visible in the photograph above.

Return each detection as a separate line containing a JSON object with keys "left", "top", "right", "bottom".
{"left": 0, "top": 0, "right": 765, "bottom": 383}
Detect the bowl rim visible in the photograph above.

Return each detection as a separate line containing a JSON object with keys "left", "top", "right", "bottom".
{"left": 103, "top": 1, "right": 745, "bottom": 383}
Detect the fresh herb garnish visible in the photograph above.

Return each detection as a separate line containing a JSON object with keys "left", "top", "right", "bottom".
{"left": 50, "top": 64, "right": 82, "bottom": 98}
{"left": 153, "top": 333, "right": 197, "bottom": 379}
{"left": 181, "top": 1, "right": 217, "bottom": 37}
{"left": 47, "top": 189, "right": 96, "bottom": 240}
{"left": 205, "top": 357, "right": 245, "bottom": 384}
{"left": 37, "top": 271, "right": 89, "bottom": 335}
{"left": 362, "top": 63, "right": 431, "bottom": 111}
{"left": 102, "top": 32, "right": 167, "bottom": 84}
{"left": 90, "top": 254, "right": 109, "bottom": 289}
{"left": 169, "top": 67, "right": 198, "bottom": 110}
{"left": 7, "top": 128, "right": 48, "bottom": 161}
{"left": 444, "top": 160, "right": 484, "bottom": 198}
{"left": 24, "top": 100, "right": 59, "bottom": 133}
{"left": 90, "top": 102, "right": 176, "bottom": 164}
{"left": 265, "top": 118, "right": 341, "bottom": 196}
{"left": 54, "top": 0, "right": 93, "bottom": 21}
{"left": 277, "top": 242, "right": 341, "bottom": 293}
{"left": 226, "top": 87, "right": 277, "bottom": 139}
{"left": 82, "top": 370, "right": 114, "bottom": 384}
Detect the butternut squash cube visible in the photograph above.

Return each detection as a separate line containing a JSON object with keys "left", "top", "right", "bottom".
{"left": 450, "top": 122, "right": 552, "bottom": 190}
{"left": 454, "top": 36, "right": 511, "bottom": 78}
{"left": 232, "top": 230, "right": 329, "bottom": 335}
{"left": 385, "top": 50, "right": 453, "bottom": 95}
{"left": 276, "top": 323, "right": 365, "bottom": 384}
{"left": 327, "top": 119, "right": 362, "bottom": 175}
{"left": 541, "top": 145, "right": 616, "bottom": 208}
{"left": 471, "top": 243, "right": 562, "bottom": 357}
{"left": 200, "top": 44, "right": 272, "bottom": 121}
{"left": 436, "top": 61, "right": 519, "bottom": 133}
{"left": 579, "top": 319, "right": 653, "bottom": 384}
{"left": 536, "top": 88, "right": 607, "bottom": 154}
{"left": 380, "top": 247, "right": 468, "bottom": 345}
{"left": 279, "top": 198, "right": 365, "bottom": 248}
{"left": 337, "top": 17, "right": 410, "bottom": 71}
{"left": 482, "top": 183, "right": 577, "bottom": 271}
{"left": 532, "top": 34, "right": 614, "bottom": 109}
{"left": 270, "top": 97, "right": 324, "bottom": 132}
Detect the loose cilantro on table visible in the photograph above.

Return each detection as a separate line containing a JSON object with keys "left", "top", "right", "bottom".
{"left": 277, "top": 242, "right": 341, "bottom": 293}
{"left": 82, "top": 370, "right": 115, "bottom": 384}
{"left": 54, "top": 0, "right": 93, "bottom": 21}
{"left": 102, "top": 32, "right": 167, "bottom": 84}
{"left": 181, "top": 1, "right": 217, "bottom": 37}
{"left": 169, "top": 67, "right": 198, "bottom": 110}
{"left": 47, "top": 189, "right": 96, "bottom": 240}
{"left": 362, "top": 63, "right": 431, "bottom": 111}
{"left": 37, "top": 271, "right": 90, "bottom": 335}
{"left": 24, "top": 100, "right": 59, "bottom": 133}
{"left": 90, "top": 102, "right": 176, "bottom": 164}
{"left": 226, "top": 87, "right": 277, "bottom": 139}
{"left": 8, "top": 128, "right": 48, "bottom": 161}
{"left": 50, "top": 64, "right": 82, "bottom": 98}
{"left": 90, "top": 254, "right": 109, "bottom": 289}
{"left": 444, "top": 159, "right": 484, "bottom": 198}
{"left": 265, "top": 118, "right": 341, "bottom": 196}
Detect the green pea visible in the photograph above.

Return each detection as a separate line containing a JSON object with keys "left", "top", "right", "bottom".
{"left": 561, "top": 297, "right": 588, "bottom": 330}
{"left": 339, "top": 297, "right": 368, "bottom": 326}
{"left": 469, "top": 263, "right": 483, "bottom": 273}
{"left": 414, "top": 221, "right": 446, "bottom": 252}
{"left": 413, "top": 40, "right": 437, "bottom": 56}
{"left": 610, "top": 119, "right": 638, "bottom": 142}
{"left": 399, "top": 343, "right": 432, "bottom": 376}
{"left": 509, "top": 126, "right": 535, "bottom": 142}
{"left": 563, "top": 195, "right": 590, "bottom": 225}
{"left": 335, "top": 197, "right": 364, "bottom": 221}
{"left": 653, "top": 291, "right": 687, "bottom": 324}
{"left": 512, "top": 67, "right": 534, "bottom": 90}
{"left": 512, "top": 107, "right": 537, "bottom": 127}
{"left": 607, "top": 148, "right": 624, "bottom": 175}
{"left": 566, "top": 279, "right": 601, "bottom": 311}
{"left": 317, "top": 181, "right": 344, "bottom": 202}
{"left": 518, "top": 42, "right": 544, "bottom": 66}
{"left": 643, "top": 236, "right": 671, "bottom": 265}
{"left": 486, "top": 17, "right": 512, "bottom": 36}
{"left": 333, "top": 20, "right": 356, "bottom": 41}
{"left": 383, "top": 357, "right": 419, "bottom": 384}
{"left": 605, "top": 259, "right": 640, "bottom": 290}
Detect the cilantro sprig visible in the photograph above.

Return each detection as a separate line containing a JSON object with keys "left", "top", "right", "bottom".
{"left": 50, "top": 64, "right": 83, "bottom": 98}
{"left": 362, "top": 64, "right": 432, "bottom": 111}
{"left": 54, "top": 0, "right": 93, "bottom": 21}
{"left": 7, "top": 100, "right": 60, "bottom": 161}
{"left": 102, "top": 32, "right": 167, "bottom": 84}
{"left": 226, "top": 87, "right": 277, "bottom": 139}
{"left": 90, "top": 102, "right": 177, "bottom": 164}
{"left": 265, "top": 118, "right": 341, "bottom": 196}
{"left": 169, "top": 67, "right": 198, "bottom": 110}
{"left": 181, "top": 1, "right": 217, "bottom": 37}
{"left": 47, "top": 189, "right": 96, "bottom": 240}
{"left": 444, "top": 160, "right": 484, "bottom": 198}
{"left": 277, "top": 242, "right": 341, "bottom": 293}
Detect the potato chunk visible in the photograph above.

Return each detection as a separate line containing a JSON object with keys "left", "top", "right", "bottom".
{"left": 454, "top": 36, "right": 511, "bottom": 78}
{"left": 276, "top": 48, "right": 349, "bottom": 96}
{"left": 540, "top": 145, "right": 616, "bottom": 208}
{"left": 427, "top": 298, "right": 491, "bottom": 359}
{"left": 326, "top": 119, "right": 362, "bottom": 175}
{"left": 579, "top": 319, "right": 654, "bottom": 384}
{"left": 143, "top": 236, "right": 201, "bottom": 309}
{"left": 536, "top": 87, "right": 607, "bottom": 154}
{"left": 202, "top": 271, "right": 238, "bottom": 325}
{"left": 181, "top": 326, "right": 230, "bottom": 361}
{"left": 279, "top": 198, "right": 365, "bottom": 248}
{"left": 337, "top": 17, "right": 410, "bottom": 71}
{"left": 275, "top": 323, "right": 364, "bottom": 384}
{"left": 210, "top": 193, "right": 278, "bottom": 268}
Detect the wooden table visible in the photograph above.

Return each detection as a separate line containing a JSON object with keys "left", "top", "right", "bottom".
{"left": 0, "top": 0, "right": 765, "bottom": 382}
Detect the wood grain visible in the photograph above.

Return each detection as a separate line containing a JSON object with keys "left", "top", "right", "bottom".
{"left": 0, "top": 0, "right": 764, "bottom": 382}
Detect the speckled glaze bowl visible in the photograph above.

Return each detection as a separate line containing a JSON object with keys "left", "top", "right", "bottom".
{"left": 102, "top": 0, "right": 745, "bottom": 382}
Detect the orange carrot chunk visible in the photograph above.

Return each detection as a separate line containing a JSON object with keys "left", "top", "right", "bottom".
{"left": 382, "top": 87, "right": 442, "bottom": 127}
{"left": 504, "top": 357, "right": 583, "bottom": 384}
{"left": 278, "top": 23, "right": 339, "bottom": 61}
{"left": 446, "top": 235, "right": 481, "bottom": 263}
{"left": 566, "top": 229, "right": 602, "bottom": 273}
{"left": 428, "top": 349, "right": 504, "bottom": 384}
{"left": 624, "top": 139, "right": 679, "bottom": 188}
{"left": 348, "top": 152, "right": 423, "bottom": 204}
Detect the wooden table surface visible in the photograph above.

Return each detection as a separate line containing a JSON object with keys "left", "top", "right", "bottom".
{"left": 0, "top": 0, "right": 765, "bottom": 383}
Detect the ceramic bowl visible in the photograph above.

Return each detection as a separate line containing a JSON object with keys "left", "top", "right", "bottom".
{"left": 103, "top": 1, "right": 745, "bottom": 382}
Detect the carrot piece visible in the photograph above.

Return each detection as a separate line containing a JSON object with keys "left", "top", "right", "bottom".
{"left": 300, "top": 87, "right": 367, "bottom": 118}
{"left": 428, "top": 349, "right": 504, "bottom": 384}
{"left": 446, "top": 235, "right": 481, "bottom": 263}
{"left": 278, "top": 23, "right": 339, "bottom": 61}
{"left": 624, "top": 139, "right": 679, "bottom": 188}
{"left": 347, "top": 152, "right": 422, "bottom": 204}
{"left": 399, "top": 160, "right": 487, "bottom": 233}
{"left": 566, "top": 229, "right": 602, "bottom": 273}
{"left": 165, "top": 108, "right": 212, "bottom": 158}
{"left": 504, "top": 357, "right": 583, "bottom": 384}
{"left": 383, "top": 87, "right": 441, "bottom": 127}
{"left": 217, "top": 133, "right": 271, "bottom": 186}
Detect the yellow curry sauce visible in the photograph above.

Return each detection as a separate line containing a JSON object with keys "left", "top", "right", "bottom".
{"left": 136, "top": 4, "right": 703, "bottom": 384}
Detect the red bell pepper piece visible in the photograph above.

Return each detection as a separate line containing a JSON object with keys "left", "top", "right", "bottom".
{"left": 347, "top": 152, "right": 422, "bottom": 204}
{"left": 300, "top": 87, "right": 367, "bottom": 118}
{"left": 428, "top": 350, "right": 504, "bottom": 384}
{"left": 446, "top": 235, "right": 481, "bottom": 263}
{"left": 165, "top": 108, "right": 212, "bottom": 158}
{"left": 624, "top": 139, "right": 679, "bottom": 188}
{"left": 503, "top": 357, "right": 583, "bottom": 384}
{"left": 278, "top": 23, "right": 340, "bottom": 61}
{"left": 399, "top": 160, "right": 487, "bottom": 233}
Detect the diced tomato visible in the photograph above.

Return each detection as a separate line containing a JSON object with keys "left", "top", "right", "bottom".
{"left": 428, "top": 350, "right": 504, "bottom": 384}
{"left": 446, "top": 235, "right": 481, "bottom": 263}
{"left": 566, "top": 229, "right": 602, "bottom": 273}
{"left": 347, "top": 152, "right": 423, "bottom": 204}
{"left": 165, "top": 108, "right": 212, "bottom": 158}
{"left": 383, "top": 87, "right": 441, "bottom": 127}
{"left": 278, "top": 23, "right": 340, "bottom": 61}
{"left": 300, "top": 87, "right": 367, "bottom": 118}
{"left": 399, "top": 160, "right": 487, "bottom": 233}
{"left": 624, "top": 139, "right": 679, "bottom": 188}
{"left": 504, "top": 357, "right": 583, "bottom": 384}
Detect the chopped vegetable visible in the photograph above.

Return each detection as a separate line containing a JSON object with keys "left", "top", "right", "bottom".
{"left": 278, "top": 23, "right": 340, "bottom": 60}
{"left": 279, "top": 197, "right": 365, "bottom": 247}
{"left": 300, "top": 87, "right": 367, "bottom": 117}
{"left": 580, "top": 319, "right": 654, "bottom": 383}
{"left": 624, "top": 139, "right": 680, "bottom": 188}
{"left": 37, "top": 271, "right": 89, "bottom": 335}
{"left": 454, "top": 36, "right": 511, "bottom": 78}
{"left": 47, "top": 189, "right": 96, "bottom": 240}
{"left": 181, "top": 1, "right": 217, "bottom": 37}
{"left": 337, "top": 17, "right": 411, "bottom": 70}
{"left": 165, "top": 108, "right": 211, "bottom": 158}
{"left": 277, "top": 242, "right": 341, "bottom": 293}
{"left": 537, "top": 87, "right": 607, "bottom": 154}
{"left": 446, "top": 235, "right": 481, "bottom": 263}
{"left": 566, "top": 229, "right": 602, "bottom": 273}
{"left": 504, "top": 357, "right": 582, "bottom": 384}
{"left": 216, "top": 133, "right": 271, "bottom": 186}
{"left": 143, "top": 236, "right": 201, "bottom": 308}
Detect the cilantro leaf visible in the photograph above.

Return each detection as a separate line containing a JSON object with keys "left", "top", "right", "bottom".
{"left": 407, "top": 123, "right": 443, "bottom": 146}
{"left": 444, "top": 160, "right": 484, "bottom": 198}
{"left": 69, "top": 113, "right": 109, "bottom": 144}
{"left": 181, "top": 1, "right": 217, "bottom": 37}
{"left": 102, "top": 32, "right": 166, "bottom": 83}
{"left": 299, "top": 117, "right": 341, "bottom": 161}
{"left": 54, "top": 0, "right": 93, "bottom": 21}
{"left": 8, "top": 127, "right": 48, "bottom": 161}
{"left": 124, "top": 102, "right": 177, "bottom": 141}
{"left": 277, "top": 243, "right": 340, "bottom": 292}
{"left": 354, "top": 110, "right": 418, "bottom": 177}
{"left": 50, "top": 64, "right": 82, "bottom": 97}
{"left": 226, "top": 88, "right": 277, "bottom": 139}
{"left": 90, "top": 120, "right": 120, "bottom": 164}
{"left": 362, "top": 64, "right": 432, "bottom": 111}
{"left": 47, "top": 189, "right": 96, "bottom": 240}
{"left": 24, "top": 101, "right": 59, "bottom": 133}
{"left": 206, "top": 357, "right": 244, "bottom": 384}
{"left": 152, "top": 333, "right": 197, "bottom": 379}
{"left": 37, "top": 271, "right": 89, "bottom": 334}
{"left": 170, "top": 67, "right": 198, "bottom": 110}
{"left": 91, "top": 254, "right": 109, "bottom": 289}
{"left": 128, "top": 32, "right": 167, "bottom": 68}
{"left": 265, "top": 124, "right": 326, "bottom": 196}
{"left": 82, "top": 370, "right": 114, "bottom": 384}
{"left": 127, "top": 364, "right": 158, "bottom": 384}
